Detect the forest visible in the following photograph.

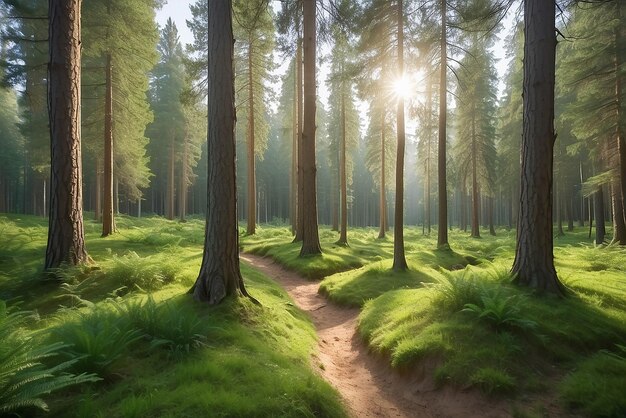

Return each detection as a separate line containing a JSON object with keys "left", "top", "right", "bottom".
{"left": 0, "top": 0, "right": 625, "bottom": 416}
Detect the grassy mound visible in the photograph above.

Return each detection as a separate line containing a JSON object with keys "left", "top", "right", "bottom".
{"left": 0, "top": 214, "right": 346, "bottom": 418}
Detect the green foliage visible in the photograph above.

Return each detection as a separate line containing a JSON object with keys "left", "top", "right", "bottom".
{"left": 561, "top": 345, "right": 626, "bottom": 417}
{"left": 114, "top": 296, "right": 209, "bottom": 356}
{"left": 426, "top": 269, "right": 482, "bottom": 312}
{"left": 49, "top": 306, "right": 143, "bottom": 377}
{"left": 0, "top": 301, "right": 99, "bottom": 414}
{"left": 469, "top": 367, "right": 515, "bottom": 395}
{"left": 105, "top": 251, "right": 178, "bottom": 292}
{"left": 462, "top": 290, "right": 538, "bottom": 332}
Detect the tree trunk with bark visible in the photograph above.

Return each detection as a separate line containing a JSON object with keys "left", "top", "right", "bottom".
{"left": 437, "top": 0, "right": 449, "bottom": 248}
{"left": 293, "top": 37, "right": 304, "bottom": 243}
{"left": 247, "top": 41, "right": 256, "bottom": 235}
{"left": 94, "top": 158, "right": 101, "bottom": 221}
{"left": 191, "top": 0, "right": 252, "bottom": 304}
{"left": 611, "top": 182, "right": 626, "bottom": 244}
{"left": 299, "top": 0, "right": 321, "bottom": 256}
{"left": 392, "top": 0, "right": 407, "bottom": 271}
{"left": 512, "top": 0, "right": 565, "bottom": 296}
{"left": 488, "top": 196, "right": 496, "bottom": 236}
{"left": 595, "top": 186, "right": 605, "bottom": 244}
{"left": 338, "top": 87, "right": 348, "bottom": 245}
{"left": 102, "top": 53, "right": 115, "bottom": 236}
{"left": 615, "top": 4, "right": 626, "bottom": 230}
{"left": 471, "top": 113, "right": 480, "bottom": 238}
{"left": 166, "top": 134, "right": 175, "bottom": 220}
{"left": 179, "top": 133, "right": 188, "bottom": 221}
{"left": 45, "top": 0, "right": 88, "bottom": 269}
{"left": 290, "top": 58, "right": 298, "bottom": 234}
{"left": 378, "top": 112, "right": 387, "bottom": 239}
{"left": 425, "top": 79, "right": 432, "bottom": 235}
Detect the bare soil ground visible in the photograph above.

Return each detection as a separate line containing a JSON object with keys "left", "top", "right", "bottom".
{"left": 241, "top": 254, "right": 518, "bottom": 418}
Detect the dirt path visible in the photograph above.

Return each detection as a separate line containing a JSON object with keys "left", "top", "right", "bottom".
{"left": 241, "top": 254, "right": 513, "bottom": 418}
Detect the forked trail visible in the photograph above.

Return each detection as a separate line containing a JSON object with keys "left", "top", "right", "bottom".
{"left": 241, "top": 253, "right": 511, "bottom": 418}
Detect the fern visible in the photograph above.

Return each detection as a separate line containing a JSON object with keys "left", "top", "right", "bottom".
{"left": 462, "top": 290, "right": 538, "bottom": 332}
{"left": 0, "top": 301, "right": 100, "bottom": 414}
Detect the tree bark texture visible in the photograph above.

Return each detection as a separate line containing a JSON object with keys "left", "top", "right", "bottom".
{"left": 615, "top": 4, "right": 626, "bottom": 231}
{"left": 247, "top": 40, "right": 256, "bottom": 235}
{"left": 179, "top": 133, "right": 188, "bottom": 221}
{"left": 45, "top": 0, "right": 88, "bottom": 269}
{"left": 94, "top": 158, "right": 101, "bottom": 221}
{"left": 299, "top": 0, "right": 322, "bottom": 256}
{"left": 102, "top": 53, "right": 115, "bottom": 236}
{"left": 191, "top": 0, "right": 250, "bottom": 304}
{"left": 437, "top": 0, "right": 449, "bottom": 247}
{"left": 393, "top": 0, "right": 408, "bottom": 271}
{"left": 425, "top": 78, "right": 432, "bottom": 235}
{"left": 512, "top": 0, "right": 565, "bottom": 295}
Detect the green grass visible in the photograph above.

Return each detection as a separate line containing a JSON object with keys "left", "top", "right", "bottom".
{"left": 327, "top": 227, "right": 626, "bottom": 417}
{"left": 0, "top": 214, "right": 346, "bottom": 418}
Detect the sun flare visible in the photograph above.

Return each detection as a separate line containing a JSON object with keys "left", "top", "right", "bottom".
{"left": 392, "top": 75, "right": 414, "bottom": 99}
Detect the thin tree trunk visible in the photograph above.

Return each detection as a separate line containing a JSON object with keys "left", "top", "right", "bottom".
{"left": 392, "top": 0, "right": 407, "bottom": 271}
{"left": 299, "top": 0, "right": 321, "bottom": 256}
{"left": 579, "top": 160, "right": 585, "bottom": 227}
{"left": 247, "top": 40, "right": 256, "bottom": 235}
{"left": 378, "top": 111, "right": 386, "bottom": 239}
{"left": 94, "top": 158, "right": 101, "bottom": 221}
{"left": 293, "top": 36, "right": 304, "bottom": 243}
{"left": 179, "top": 133, "right": 188, "bottom": 221}
{"left": 191, "top": 0, "right": 252, "bottom": 304}
{"left": 437, "top": 0, "right": 449, "bottom": 248}
{"left": 488, "top": 196, "right": 496, "bottom": 236}
{"left": 595, "top": 186, "right": 606, "bottom": 244}
{"left": 425, "top": 78, "right": 432, "bottom": 235}
{"left": 102, "top": 52, "right": 115, "bottom": 236}
{"left": 290, "top": 57, "right": 298, "bottom": 234}
{"left": 611, "top": 182, "right": 626, "bottom": 244}
{"left": 512, "top": 0, "right": 564, "bottom": 295}
{"left": 471, "top": 112, "right": 480, "bottom": 238}
{"left": 615, "top": 4, "right": 626, "bottom": 230}
{"left": 45, "top": 0, "right": 88, "bottom": 269}
{"left": 167, "top": 134, "right": 175, "bottom": 220}
{"left": 338, "top": 86, "right": 348, "bottom": 245}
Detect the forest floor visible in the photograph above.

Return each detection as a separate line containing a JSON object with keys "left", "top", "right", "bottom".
{"left": 242, "top": 252, "right": 512, "bottom": 418}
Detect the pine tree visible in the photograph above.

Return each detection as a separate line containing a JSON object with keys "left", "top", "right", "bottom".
{"left": 233, "top": 0, "right": 275, "bottom": 235}
{"left": 45, "top": 0, "right": 88, "bottom": 269}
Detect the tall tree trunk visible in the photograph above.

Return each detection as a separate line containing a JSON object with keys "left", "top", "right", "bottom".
{"left": 471, "top": 112, "right": 480, "bottom": 238}
{"left": 290, "top": 57, "right": 298, "bottom": 234}
{"left": 378, "top": 111, "right": 387, "bottom": 239}
{"left": 94, "top": 158, "right": 101, "bottom": 221}
{"left": 595, "top": 186, "right": 606, "bottom": 244}
{"left": 425, "top": 78, "right": 432, "bottom": 235}
{"left": 461, "top": 182, "right": 467, "bottom": 232}
{"left": 338, "top": 87, "right": 348, "bottom": 245}
{"left": 512, "top": 0, "right": 565, "bottom": 295}
{"left": 393, "top": 0, "right": 407, "bottom": 271}
{"left": 293, "top": 37, "right": 304, "bottom": 243}
{"left": 167, "top": 134, "right": 175, "bottom": 220}
{"left": 299, "top": 0, "right": 321, "bottom": 256}
{"left": 179, "top": 133, "right": 188, "bottom": 221}
{"left": 579, "top": 159, "right": 585, "bottom": 227}
{"left": 556, "top": 179, "right": 564, "bottom": 236}
{"left": 102, "top": 53, "right": 115, "bottom": 236}
{"left": 45, "top": 0, "right": 88, "bottom": 269}
{"left": 615, "top": 4, "right": 626, "bottom": 230}
{"left": 247, "top": 41, "right": 256, "bottom": 235}
{"left": 191, "top": 0, "right": 251, "bottom": 304}
{"left": 611, "top": 182, "right": 626, "bottom": 244}
{"left": 488, "top": 196, "right": 496, "bottom": 236}
{"left": 437, "top": 0, "right": 449, "bottom": 247}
